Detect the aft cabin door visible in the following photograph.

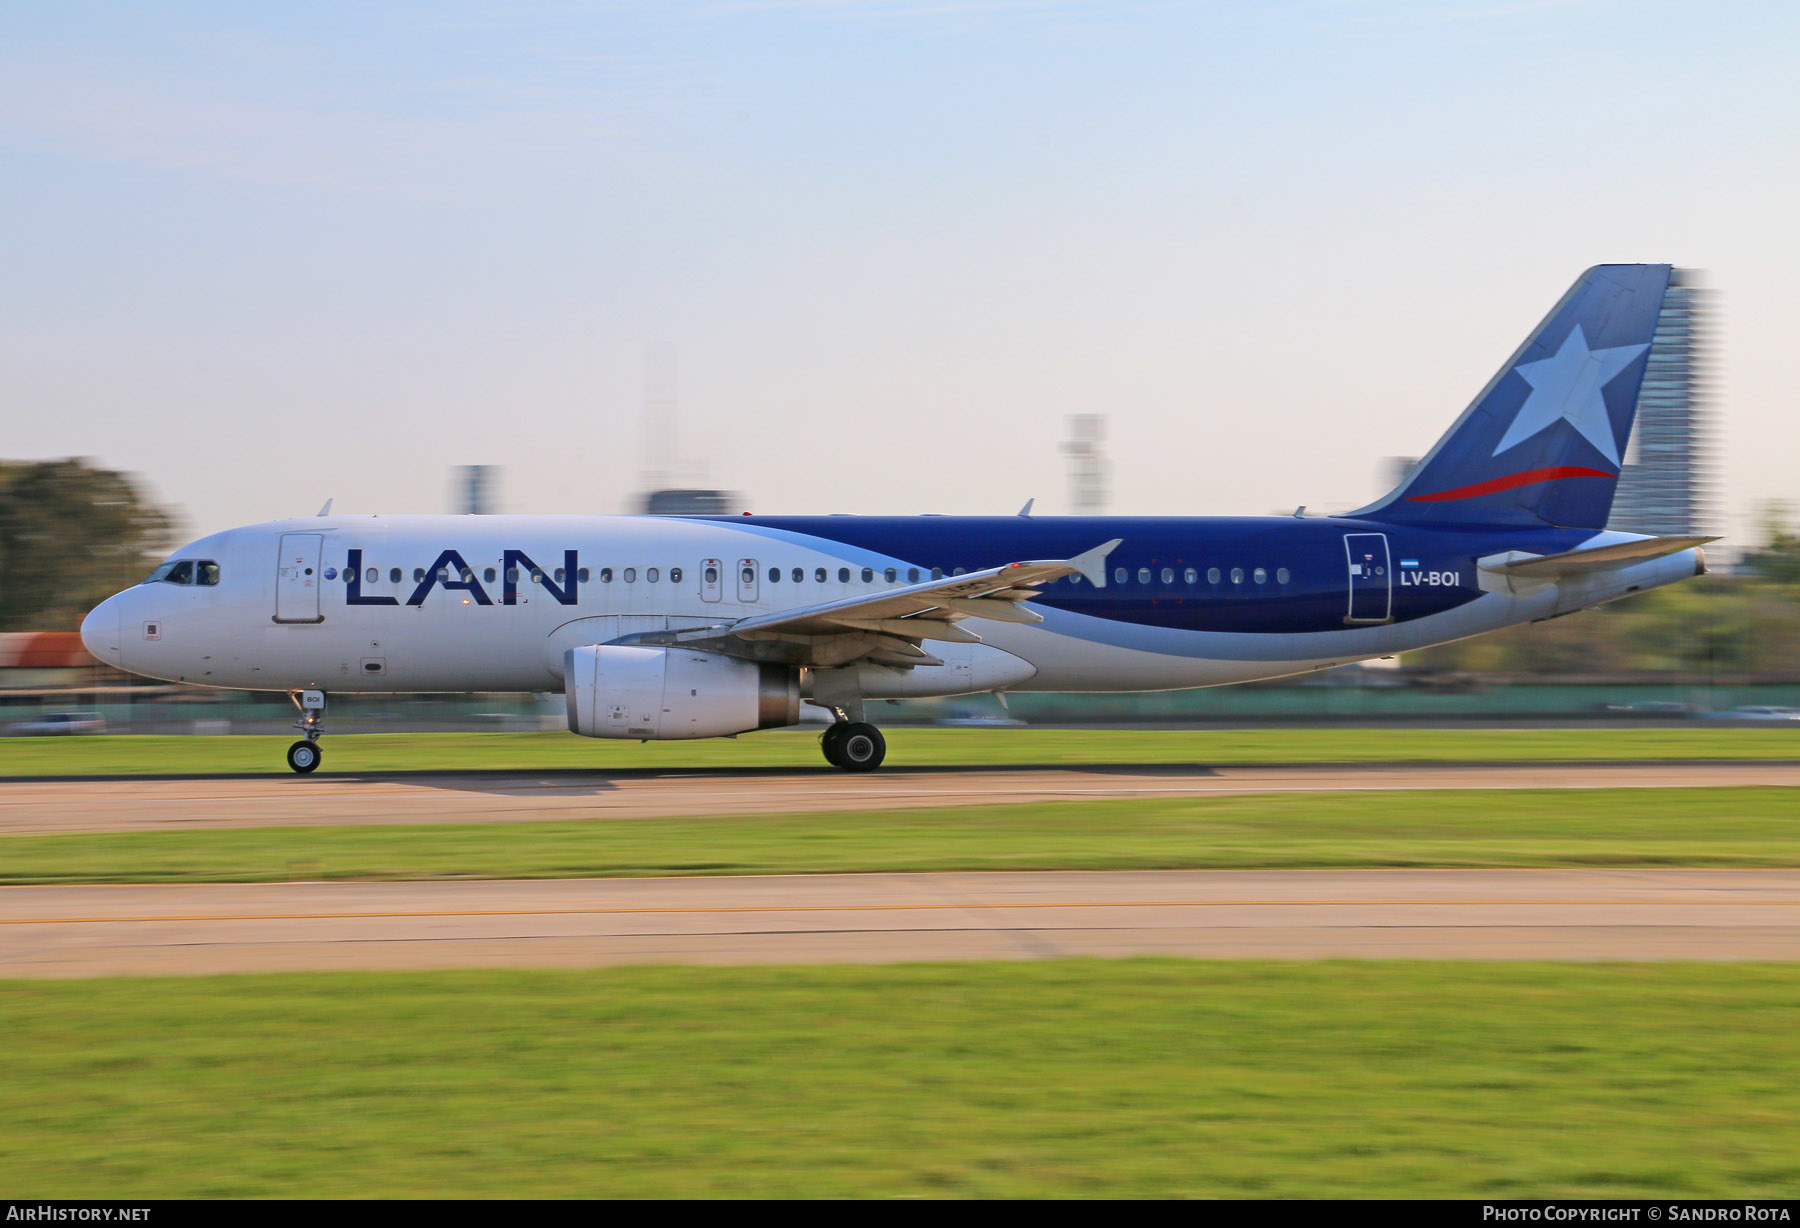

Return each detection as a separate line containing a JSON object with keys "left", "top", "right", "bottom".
{"left": 275, "top": 533, "right": 325, "bottom": 624}
{"left": 1344, "top": 533, "right": 1392, "bottom": 624}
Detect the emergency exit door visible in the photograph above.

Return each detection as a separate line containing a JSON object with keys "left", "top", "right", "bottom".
{"left": 1344, "top": 533, "right": 1392, "bottom": 624}
{"left": 275, "top": 533, "right": 325, "bottom": 624}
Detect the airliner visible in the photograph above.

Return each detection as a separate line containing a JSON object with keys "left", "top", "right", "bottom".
{"left": 80, "top": 264, "right": 1712, "bottom": 773}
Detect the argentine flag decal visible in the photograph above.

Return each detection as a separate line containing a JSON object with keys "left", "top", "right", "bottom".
{"left": 1400, "top": 559, "right": 1420, "bottom": 568}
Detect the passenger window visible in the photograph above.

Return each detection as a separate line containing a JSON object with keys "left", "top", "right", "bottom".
{"left": 769, "top": 567, "right": 780, "bottom": 583}
{"left": 792, "top": 567, "right": 803, "bottom": 583}
{"left": 908, "top": 568, "right": 920, "bottom": 583}
{"left": 953, "top": 567, "right": 966, "bottom": 576}
{"left": 1184, "top": 567, "right": 1197, "bottom": 584}
{"left": 743, "top": 566, "right": 756, "bottom": 585}
{"left": 1114, "top": 567, "right": 1127, "bottom": 584}
{"left": 197, "top": 562, "right": 220, "bottom": 586}
{"left": 415, "top": 568, "right": 426, "bottom": 583}
{"left": 1160, "top": 567, "right": 1174, "bottom": 585}
{"left": 578, "top": 568, "right": 590, "bottom": 583}
{"left": 1253, "top": 567, "right": 1267, "bottom": 584}
{"left": 704, "top": 565, "right": 718, "bottom": 584}
{"left": 600, "top": 568, "right": 614, "bottom": 583}
{"left": 389, "top": 568, "right": 401, "bottom": 584}
{"left": 530, "top": 570, "right": 543, "bottom": 584}
{"left": 815, "top": 567, "right": 827, "bottom": 583}
{"left": 884, "top": 568, "right": 897, "bottom": 583}
{"left": 1231, "top": 568, "right": 1244, "bottom": 584}
{"left": 856, "top": 567, "right": 870, "bottom": 583}
{"left": 838, "top": 567, "right": 850, "bottom": 582}
{"left": 624, "top": 568, "right": 637, "bottom": 583}
{"left": 1138, "top": 567, "right": 1151, "bottom": 585}
{"left": 506, "top": 568, "right": 519, "bottom": 583}
{"left": 555, "top": 568, "right": 565, "bottom": 584}
{"left": 932, "top": 568, "right": 944, "bottom": 580}
{"left": 365, "top": 568, "right": 377, "bottom": 584}
{"left": 647, "top": 568, "right": 660, "bottom": 583}
{"left": 670, "top": 567, "right": 682, "bottom": 584}
{"left": 483, "top": 568, "right": 496, "bottom": 583}
{"left": 1277, "top": 567, "right": 1291, "bottom": 584}
{"left": 1208, "top": 567, "right": 1221, "bottom": 584}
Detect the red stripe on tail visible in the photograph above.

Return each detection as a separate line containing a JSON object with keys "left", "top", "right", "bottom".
{"left": 1404, "top": 466, "right": 1614, "bottom": 503}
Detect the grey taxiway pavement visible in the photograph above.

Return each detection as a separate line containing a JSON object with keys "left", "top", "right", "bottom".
{"left": 3, "top": 869, "right": 1798, "bottom": 977}
{"left": 2, "top": 759, "right": 1798, "bottom": 834}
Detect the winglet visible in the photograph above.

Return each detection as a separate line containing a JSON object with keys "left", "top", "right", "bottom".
{"left": 316, "top": 499, "right": 334, "bottom": 517}
{"left": 1017, "top": 498, "right": 1035, "bottom": 517}
{"left": 1069, "top": 538, "right": 1123, "bottom": 588}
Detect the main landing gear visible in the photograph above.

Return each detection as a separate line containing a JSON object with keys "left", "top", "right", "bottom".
{"left": 286, "top": 689, "right": 327, "bottom": 774}
{"left": 820, "top": 721, "right": 886, "bottom": 772}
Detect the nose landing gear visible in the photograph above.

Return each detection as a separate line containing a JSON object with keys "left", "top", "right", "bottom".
{"left": 286, "top": 689, "right": 327, "bottom": 774}
{"left": 820, "top": 721, "right": 885, "bottom": 772}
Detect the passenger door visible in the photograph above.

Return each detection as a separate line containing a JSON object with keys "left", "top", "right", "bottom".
{"left": 1344, "top": 532, "right": 1392, "bottom": 624}
{"left": 275, "top": 533, "right": 325, "bottom": 623}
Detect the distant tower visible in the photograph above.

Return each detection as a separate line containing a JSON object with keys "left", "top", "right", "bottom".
{"left": 632, "top": 344, "right": 742, "bottom": 515}
{"left": 1062, "top": 414, "right": 1110, "bottom": 514}
{"left": 1612, "top": 269, "right": 1714, "bottom": 535}
{"left": 456, "top": 465, "right": 496, "bottom": 515}
{"left": 641, "top": 343, "right": 679, "bottom": 494}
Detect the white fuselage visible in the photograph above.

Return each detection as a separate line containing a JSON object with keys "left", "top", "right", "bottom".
{"left": 80, "top": 514, "right": 1704, "bottom": 704}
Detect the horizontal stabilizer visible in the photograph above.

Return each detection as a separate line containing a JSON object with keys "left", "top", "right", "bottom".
{"left": 1479, "top": 535, "right": 1716, "bottom": 579}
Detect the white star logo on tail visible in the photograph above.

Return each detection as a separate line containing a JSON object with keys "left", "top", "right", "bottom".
{"left": 1491, "top": 325, "right": 1649, "bottom": 466}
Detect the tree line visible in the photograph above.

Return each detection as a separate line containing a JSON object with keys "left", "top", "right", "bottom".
{"left": 0, "top": 459, "right": 175, "bottom": 633}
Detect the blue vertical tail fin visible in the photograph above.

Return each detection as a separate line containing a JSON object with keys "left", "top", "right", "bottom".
{"left": 1354, "top": 264, "right": 1673, "bottom": 529}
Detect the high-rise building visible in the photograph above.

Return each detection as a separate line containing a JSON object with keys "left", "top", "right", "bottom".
{"left": 456, "top": 465, "right": 497, "bottom": 515}
{"left": 1062, "top": 414, "right": 1109, "bottom": 514}
{"left": 1611, "top": 269, "right": 1713, "bottom": 535}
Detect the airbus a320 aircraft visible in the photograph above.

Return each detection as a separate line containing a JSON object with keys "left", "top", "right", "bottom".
{"left": 81, "top": 264, "right": 1712, "bottom": 773}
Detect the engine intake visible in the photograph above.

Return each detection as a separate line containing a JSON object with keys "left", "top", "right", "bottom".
{"left": 564, "top": 645, "right": 799, "bottom": 740}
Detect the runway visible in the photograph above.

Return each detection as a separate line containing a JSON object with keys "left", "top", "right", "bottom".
{"left": 2, "top": 759, "right": 1796, "bottom": 834}
{"left": 3, "top": 869, "right": 1798, "bottom": 977}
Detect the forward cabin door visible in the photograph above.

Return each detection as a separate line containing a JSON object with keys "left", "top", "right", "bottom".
{"left": 1344, "top": 532, "right": 1392, "bottom": 624}
{"left": 275, "top": 533, "right": 325, "bottom": 623}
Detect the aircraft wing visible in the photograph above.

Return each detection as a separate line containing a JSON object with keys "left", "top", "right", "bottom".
{"left": 615, "top": 539, "right": 1120, "bottom": 668}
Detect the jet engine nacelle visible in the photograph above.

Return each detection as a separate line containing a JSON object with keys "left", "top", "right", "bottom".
{"left": 564, "top": 645, "right": 799, "bottom": 740}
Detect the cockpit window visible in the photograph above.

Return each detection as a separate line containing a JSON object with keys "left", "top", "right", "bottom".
{"left": 142, "top": 559, "right": 220, "bottom": 586}
{"left": 143, "top": 560, "right": 193, "bottom": 585}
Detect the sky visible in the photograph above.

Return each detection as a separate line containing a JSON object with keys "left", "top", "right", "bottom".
{"left": 3, "top": 1, "right": 1795, "bottom": 549}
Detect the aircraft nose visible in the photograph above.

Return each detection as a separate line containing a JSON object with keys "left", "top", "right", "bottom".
{"left": 80, "top": 594, "right": 122, "bottom": 667}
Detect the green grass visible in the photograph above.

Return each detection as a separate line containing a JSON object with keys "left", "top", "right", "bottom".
{"left": 2, "top": 726, "right": 1798, "bottom": 776}
{"left": 4, "top": 787, "right": 1797, "bottom": 884}
{"left": 3, "top": 960, "right": 1797, "bottom": 1198}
